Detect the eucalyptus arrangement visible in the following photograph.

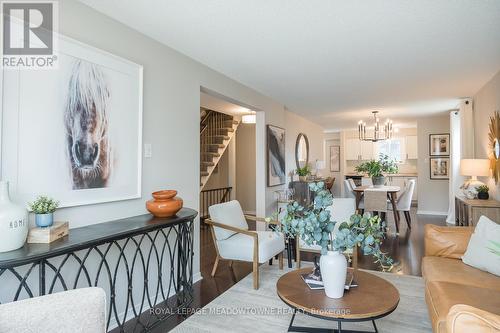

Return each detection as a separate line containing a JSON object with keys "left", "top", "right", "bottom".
{"left": 28, "top": 196, "right": 59, "bottom": 228}
{"left": 355, "top": 154, "right": 398, "bottom": 187}
{"left": 275, "top": 182, "right": 392, "bottom": 298}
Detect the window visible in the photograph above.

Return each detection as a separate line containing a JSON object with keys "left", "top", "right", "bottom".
{"left": 375, "top": 138, "right": 404, "bottom": 163}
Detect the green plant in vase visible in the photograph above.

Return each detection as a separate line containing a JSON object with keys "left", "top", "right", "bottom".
{"left": 296, "top": 166, "right": 311, "bottom": 181}
{"left": 355, "top": 154, "right": 398, "bottom": 187}
{"left": 476, "top": 185, "right": 489, "bottom": 200}
{"left": 273, "top": 182, "right": 392, "bottom": 298}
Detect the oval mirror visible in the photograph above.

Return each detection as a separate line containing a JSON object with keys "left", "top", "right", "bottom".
{"left": 494, "top": 138, "right": 500, "bottom": 160}
{"left": 295, "top": 133, "right": 309, "bottom": 169}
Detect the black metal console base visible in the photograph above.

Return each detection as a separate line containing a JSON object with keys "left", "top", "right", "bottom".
{"left": 288, "top": 309, "right": 379, "bottom": 333}
{"left": 0, "top": 208, "right": 197, "bottom": 332}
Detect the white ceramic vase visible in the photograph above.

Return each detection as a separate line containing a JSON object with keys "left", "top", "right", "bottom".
{"left": 320, "top": 250, "right": 347, "bottom": 299}
{"left": 0, "top": 181, "right": 28, "bottom": 252}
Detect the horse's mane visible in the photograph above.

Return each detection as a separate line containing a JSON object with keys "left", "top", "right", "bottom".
{"left": 65, "top": 60, "right": 110, "bottom": 133}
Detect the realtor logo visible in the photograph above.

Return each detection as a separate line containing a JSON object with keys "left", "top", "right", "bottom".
{"left": 1, "top": 1, "right": 58, "bottom": 68}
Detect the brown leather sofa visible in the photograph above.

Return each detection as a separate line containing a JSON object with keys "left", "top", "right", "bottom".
{"left": 422, "top": 224, "right": 500, "bottom": 333}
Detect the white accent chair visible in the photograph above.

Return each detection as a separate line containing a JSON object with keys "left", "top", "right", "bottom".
{"left": 206, "top": 200, "right": 285, "bottom": 289}
{"left": 344, "top": 179, "right": 364, "bottom": 210}
{"left": 296, "top": 198, "right": 356, "bottom": 268}
{"left": 388, "top": 179, "right": 415, "bottom": 229}
{"left": 0, "top": 287, "right": 106, "bottom": 333}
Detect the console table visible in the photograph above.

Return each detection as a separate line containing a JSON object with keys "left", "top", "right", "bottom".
{"left": 0, "top": 208, "right": 197, "bottom": 332}
{"left": 455, "top": 196, "right": 500, "bottom": 226}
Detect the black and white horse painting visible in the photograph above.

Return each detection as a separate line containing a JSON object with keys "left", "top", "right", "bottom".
{"left": 64, "top": 60, "right": 112, "bottom": 189}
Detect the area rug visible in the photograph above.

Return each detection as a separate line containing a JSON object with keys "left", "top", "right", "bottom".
{"left": 172, "top": 263, "right": 432, "bottom": 332}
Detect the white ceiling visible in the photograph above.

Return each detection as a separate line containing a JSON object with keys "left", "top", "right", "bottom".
{"left": 79, "top": 0, "right": 500, "bottom": 131}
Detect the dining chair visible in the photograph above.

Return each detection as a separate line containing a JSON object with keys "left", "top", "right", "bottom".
{"left": 206, "top": 200, "right": 285, "bottom": 289}
{"left": 388, "top": 179, "right": 415, "bottom": 230}
{"left": 325, "top": 177, "right": 335, "bottom": 194}
{"left": 344, "top": 179, "right": 364, "bottom": 210}
{"left": 296, "top": 198, "right": 356, "bottom": 268}
{"left": 364, "top": 189, "right": 388, "bottom": 221}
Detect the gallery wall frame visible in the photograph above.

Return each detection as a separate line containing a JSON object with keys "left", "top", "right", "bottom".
{"left": 1, "top": 33, "right": 143, "bottom": 207}
{"left": 429, "top": 157, "right": 450, "bottom": 180}
{"left": 429, "top": 133, "right": 450, "bottom": 156}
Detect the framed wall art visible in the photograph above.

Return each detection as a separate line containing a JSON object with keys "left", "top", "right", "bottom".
{"left": 330, "top": 146, "right": 340, "bottom": 172}
{"left": 430, "top": 157, "right": 450, "bottom": 180}
{"left": 267, "top": 125, "right": 286, "bottom": 186}
{"left": 1, "top": 34, "right": 143, "bottom": 207}
{"left": 429, "top": 133, "right": 450, "bottom": 156}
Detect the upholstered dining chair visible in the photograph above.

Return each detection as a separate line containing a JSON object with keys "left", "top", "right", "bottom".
{"left": 344, "top": 179, "right": 364, "bottom": 210}
{"left": 388, "top": 179, "right": 415, "bottom": 229}
{"left": 296, "top": 198, "right": 356, "bottom": 268}
{"left": 325, "top": 177, "right": 335, "bottom": 194}
{"left": 206, "top": 200, "right": 285, "bottom": 289}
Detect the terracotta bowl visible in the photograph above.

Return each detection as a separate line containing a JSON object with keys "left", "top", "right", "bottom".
{"left": 146, "top": 190, "right": 183, "bottom": 218}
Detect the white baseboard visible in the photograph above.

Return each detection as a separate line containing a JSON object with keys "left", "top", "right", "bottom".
{"left": 193, "top": 271, "right": 203, "bottom": 283}
{"left": 417, "top": 210, "right": 448, "bottom": 216}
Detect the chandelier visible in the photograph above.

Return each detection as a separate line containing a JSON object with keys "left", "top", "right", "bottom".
{"left": 358, "top": 111, "right": 393, "bottom": 142}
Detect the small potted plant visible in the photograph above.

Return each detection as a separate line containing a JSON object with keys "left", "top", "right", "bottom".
{"left": 355, "top": 154, "right": 398, "bottom": 187}
{"left": 476, "top": 185, "right": 489, "bottom": 200}
{"left": 28, "top": 196, "right": 59, "bottom": 228}
{"left": 296, "top": 166, "right": 311, "bottom": 182}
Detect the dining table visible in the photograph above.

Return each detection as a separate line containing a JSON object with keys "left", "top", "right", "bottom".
{"left": 353, "top": 185, "right": 401, "bottom": 233}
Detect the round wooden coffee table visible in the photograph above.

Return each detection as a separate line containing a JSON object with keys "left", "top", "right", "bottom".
{"left": 277, "top": 268, "right": 399, "bottom": 333}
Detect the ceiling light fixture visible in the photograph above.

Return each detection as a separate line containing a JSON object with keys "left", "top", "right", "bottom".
{"left": 358, "top": 111, "right": 393, "bottom": 142}
{"left": 242, "top": 114, "right": 256, "bottom": 124}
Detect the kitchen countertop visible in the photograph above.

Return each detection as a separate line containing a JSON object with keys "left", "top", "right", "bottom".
{"left": 345, "top": 173, "right": 418, "bottom": 177}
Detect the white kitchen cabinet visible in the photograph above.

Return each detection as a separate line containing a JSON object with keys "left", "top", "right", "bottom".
{"left": 406, "top": 136, "right": 418, "bottom": 160}
{"left": 345, "top": 138, "right": 361, "bottom": 160}
{"left": 360, "top": 141, "right": 374, "bottom": 160}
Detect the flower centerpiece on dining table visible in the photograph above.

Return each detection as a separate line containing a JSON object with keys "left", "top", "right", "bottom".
{"left": 273, "top": 182, "right": 393, "bottom": 298}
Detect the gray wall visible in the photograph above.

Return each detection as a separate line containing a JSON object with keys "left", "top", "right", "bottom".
{"left": 417, "top": 114, "right": 450, "bottom": 214}
{"left": 236, "top": 123, "right": 256, "bottom": 213}
{"left": 473, "top": 70, "right": 500, "bottom": 200}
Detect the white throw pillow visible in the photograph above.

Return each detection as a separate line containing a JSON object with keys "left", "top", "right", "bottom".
{"left": 462, "top": 215, "right": 500, "bottom": 276}
{"left": 208, "top": 200, "right": 249, "bottom": 240}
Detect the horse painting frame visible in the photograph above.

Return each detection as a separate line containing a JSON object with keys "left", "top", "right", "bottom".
{"left": 1, "top": 34, "right": 143, "bottom": 208}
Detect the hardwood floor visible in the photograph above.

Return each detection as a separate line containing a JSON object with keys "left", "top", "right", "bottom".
{"left": 140, "top": 208, "right": 446, "bottom": 332}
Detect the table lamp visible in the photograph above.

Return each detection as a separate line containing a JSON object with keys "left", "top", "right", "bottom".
{"left": 460, "top": 159, "right": 490, "bottom": 199}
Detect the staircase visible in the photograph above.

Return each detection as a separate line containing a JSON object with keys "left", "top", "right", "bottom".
{"left": 200, "top": 109, "right": 239, "bottom": 190}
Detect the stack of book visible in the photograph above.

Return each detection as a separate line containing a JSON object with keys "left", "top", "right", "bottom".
{"left": 301, "top": 268, "right": 358, "bottom": 290}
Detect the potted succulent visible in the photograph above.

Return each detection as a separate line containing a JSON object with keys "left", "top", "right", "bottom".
{"left": 275, "top": 182, "right": 392, "bottom": 299}
{"left": 296, "top": 166, "right": 311, "bottom": 182}
{"left": 355, "top": 154, "right": 398, "bottom": 187}
{"left": 476, "top": 185, "right": 489, "bottom": 200}
{"left": 28, "top": 196, "right": 59, "bottom": 228}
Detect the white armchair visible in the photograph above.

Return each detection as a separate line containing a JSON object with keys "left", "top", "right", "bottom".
{"left": 206, "top": 200, "right": 285, "bottom": 289}
{"left": 296, "top": 198, "right": 356, "bottom": 268}
{"left": 0, "top": 287, "right": 106, "bottom": 333}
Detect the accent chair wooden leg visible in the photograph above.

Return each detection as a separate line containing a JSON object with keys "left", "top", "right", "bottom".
{"left": 253, "top": 259, "right": 259, "bottom": 289}
{"left": 211, "top": 255, "right": 220, "bottom": 277}
{"left": 278, "top": 251, "right": 284, "bottom": 270}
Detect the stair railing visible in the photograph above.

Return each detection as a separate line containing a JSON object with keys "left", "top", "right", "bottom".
{"left": 199, "top": 186, "right": 232, "bottom": 221}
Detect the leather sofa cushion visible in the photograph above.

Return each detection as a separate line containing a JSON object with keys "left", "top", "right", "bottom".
{"left": 424, "top": 224, "right": 473, "bottom": 259}
{"left": 447, "top": 304, "right": 500, "bottom": 333}
{"left": 425, "top": 281, "right": 500, "bottom": 333}
{"left": 422, "top": 256, "right": 500, "bottom": 292}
